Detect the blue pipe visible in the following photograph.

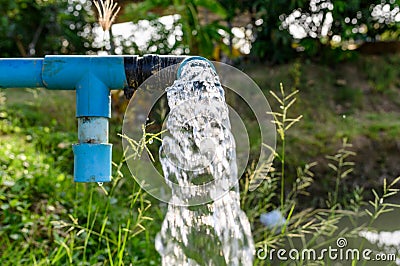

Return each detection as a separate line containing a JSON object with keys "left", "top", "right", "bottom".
{"left": 41, "top": 56, "right": 127, "bottom": 182}
{"left": 0, "top": 55, "right": 189, "bottom": 183}
{"left": 0, "top": 58, "right": 44, "bottom": 88}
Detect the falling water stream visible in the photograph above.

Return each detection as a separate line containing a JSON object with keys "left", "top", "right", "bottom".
{"left": 155, "top": 58, "right": 254, "bottom": 265}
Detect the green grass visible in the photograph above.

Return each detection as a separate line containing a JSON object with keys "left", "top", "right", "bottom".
{"left": 0, "top": 89, "right": 163, "bottom": 265}
{"left": 240, "top": 84, "right": 399, "bottom": 265}
{"left": 243, "top": 54, "right": 400, "bottom": 184}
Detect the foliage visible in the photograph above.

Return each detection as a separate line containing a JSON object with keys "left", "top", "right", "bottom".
{"left": 0, "top": 91, "right": 161, "bottom": 265}
{"left": 49, "top": 158, "right": 155, "bottom": 265}
{"left": 247, "top": 0, "right": 306, "bottom": 63}
{"left": 0, "top": 0, "right": 96, "bottom": 57}
{"left": 1, "top": 0, "right": 399, "bottom": 62}
{"left": 361, "top": 54, "right": 400, "bottom": 93}
{"left": 281, "top": 0, "right": 400, "bottom": 61}
{"left": 113, "top": 15, "right": 186, "bottom": 55}
{"left": 267, "top": 84, "right": 303, "bottom": 208}
{"left": 122, "top": 0, "right": 228, "bottom": 58}
{"left": 241, "top": 84, "right": 400, "bottom": 265}
{"left": 218, "top": 0, "right": 400, "bottom": 62}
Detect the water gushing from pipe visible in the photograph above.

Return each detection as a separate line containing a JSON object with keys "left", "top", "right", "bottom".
{"left": 155, "top": 58, "right": 254, "bottom": 265}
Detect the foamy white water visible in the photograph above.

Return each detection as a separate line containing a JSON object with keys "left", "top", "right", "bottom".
{"left": 155, "top": 58, "right": 254, "bottom": 265}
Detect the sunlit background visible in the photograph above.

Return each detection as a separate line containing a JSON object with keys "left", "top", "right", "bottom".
{"left": 1, "top": 0, "right": 400, "bottom": 265}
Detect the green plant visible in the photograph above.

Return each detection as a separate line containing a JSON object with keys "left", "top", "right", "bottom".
{"left": 325, "top": 138, "right": 355, "bottom": 211}
{"left": 289, "top": 59, "right": 302, "bottom": 91}
{"left": 268, "top": 83, "right": 303, "bottom": 209}
{"left": 362, "top": 55, "right": 400, "bottom": 93}
{"left": 0, "top": 91, "right": 162, "bottom": 265}
{"left": 0, "top": 0, "right": 97, "bottom": 57}
{"left": 243, "top": 83, "right": 400, "bottom": 265}
{"left": 50, "top": 155, "right": 154, "bottom": 265}
{"left": 353, "top": 176, "right": 400, "bottom": 265}
{"left": 122, "top": 0, "right": 228, "bottom": 58}
{"left": 46, "top": 124, "right": 167, "bottom": 265}
{"left": 334, "top": 86, "right": 363, "bottom": 112}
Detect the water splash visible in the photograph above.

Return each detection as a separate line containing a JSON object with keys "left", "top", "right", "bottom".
{"left": 155, "top": 59, "right": 254, "bottom": 265}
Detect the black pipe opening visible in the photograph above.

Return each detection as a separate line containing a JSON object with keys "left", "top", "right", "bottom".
{"left": 123, "top": 54, "right": 187, "bottom": 99}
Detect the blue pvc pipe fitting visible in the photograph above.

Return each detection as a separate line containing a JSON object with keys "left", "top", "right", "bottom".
{"left": 73, "top": 144, "right": 112, "bottom": 182}
{"left": 42, "top": 56, "right": 127, "bottom": 118}
{"left": 42, "top": 56, "right": 126, "bottom": 90}
{"left": 41, "top": 56, "right": 127, "bottom": 182}
{"left": 76, "top": 73, "right": 111, "bottom": 118}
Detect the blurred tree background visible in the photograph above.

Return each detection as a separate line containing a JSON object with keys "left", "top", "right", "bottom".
{"left": 1, "top": 0, "right": 399, "bottom": 62}
{"left": 0, "top": 0, "right": 97, "bottom": 56}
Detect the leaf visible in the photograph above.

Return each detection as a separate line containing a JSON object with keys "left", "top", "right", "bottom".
{"left": 284, "top": 90, "right": 299, "bottom": 101}
{"left": 371, "top": 189, "right": 379, "bottom": 201}
{"left": 383, "top": 203, "right": 400, "bottom": 208}
{"left": 376, "top": 208, "right": 394, "bottom": 216}
{"left": 271, "top": 120, "right": 284, "bottom": 127}
{"left": 249, "top": 155, "right": 275, "bottom": 191}
{"left": 384, "top": 178, "right": 387, "bottom": 193}
{"left": 57, "top": 240, "right": 72, "bottom": 263}
{"left": 365, "top": 209, "right": 373, "bottom": 217}
{"left": 285, "top": 97, "right": 297, "bottom": 111}
{"left": 326, "top": 155, "right": 338, "bottom": 161}
{"left": 77, "top": 229, "right": 85, "bottom": 236}
{"left": 389, "top": 176, "right": 400, "bottom": 188}
{"left": 281, "top": 203, "right": 296, "bottom": 234}
{"left": 328, "top": 163, "right": 338, "bottom": 172}
{"left": 269, "top": 90, "right": 284, "bottom": 105}
{"left": 267, "top": 111, "right": 284, "bottom": 117}
{"left": 193, "top": 0, "right": 227, "bottom": 19}
{"left": 383, "top": 191, "right": 398, "bottom": 198}
{"left": 262, "top": 143, "right": 280, "bottom": 158}
{"left": 100, "top": 216, "right": 108, "bottom": 236}
{"left": 68, "top": 214, "right": 78, "bottom": 225}
{"left": 340, "top": 168, "right": 353, "bottom": 179}
{"left": 284, "top": 115, "right": 302, "bottom": 131}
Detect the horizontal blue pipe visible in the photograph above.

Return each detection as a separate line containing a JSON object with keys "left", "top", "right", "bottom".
{"left": 0, "top": 56, "right": 128, "bottom": 90}
{"left": 42, "top": 55, "right": 127, "bottom": 90}
{"left": 0, "top": 58, "right": 44, "bottom": 88}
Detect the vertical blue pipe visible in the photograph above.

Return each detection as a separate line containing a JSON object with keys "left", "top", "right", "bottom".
{"left": 42, "top": 56, "right": 127, "bottom": 182}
